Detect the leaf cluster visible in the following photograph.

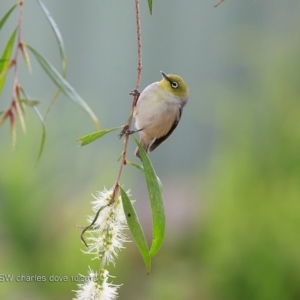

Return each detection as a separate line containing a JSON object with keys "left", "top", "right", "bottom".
{"left": 78, "top": 130, "right": 166, "bottom": 272}
{"left": 0, "top": 1, "right": 99, "bottom": 164}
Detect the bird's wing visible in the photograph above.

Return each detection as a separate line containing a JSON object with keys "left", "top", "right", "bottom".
{"left": 149, "top": 104, "right": 183, "bottom": 153}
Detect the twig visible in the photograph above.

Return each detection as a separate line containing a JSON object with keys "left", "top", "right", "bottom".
{"left": 12, "top": 0, "right": 24, "bottom": 97}
{"left": 12, "top": 1, "right": 24, "bottom": 84}
{"left": 80, "top": 0, "right": 143, "bottom": 245}
{"left": 0, "top": 1, "right": 25, "bottom": 144}
{"left": 135, "top": 0, "right": 142, "bottom": 90}
{"left": 110, "top": 0, "right": 143, "bottom": 204}
{"left": 214, "top": 0, "right": 225, "bottom": 8}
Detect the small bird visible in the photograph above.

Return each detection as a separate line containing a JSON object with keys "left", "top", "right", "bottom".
{"left": 134, "top": 71, "right": 189, "bottom": 158}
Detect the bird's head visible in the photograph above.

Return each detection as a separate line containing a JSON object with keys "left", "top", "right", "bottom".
{"left": 158, "top": 71, "right": 189, "bottom": 103}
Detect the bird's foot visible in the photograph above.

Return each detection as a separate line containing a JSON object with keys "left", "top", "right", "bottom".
{"left": 118, "top": 125, "right": 141, "bottom": 139}
{"left": 123, "top": 129, "right": 137, "bottom": 135}
{"left": 118, "top": 125, "right": 129, "bottom": 139}
{"left": 129, "top": 89, "right": 140, "bottom": 97}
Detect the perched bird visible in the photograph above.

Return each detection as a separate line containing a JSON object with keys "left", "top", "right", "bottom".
{"left": 134, "top": 71, "right": 189, "bottom": 158}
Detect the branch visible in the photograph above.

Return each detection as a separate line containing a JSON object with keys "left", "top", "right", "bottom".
{"left": 110, "top": 0, "right": 143, "bottom": 204}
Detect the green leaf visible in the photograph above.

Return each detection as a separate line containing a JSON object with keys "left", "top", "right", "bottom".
{"left": 25, "top": 44, "right": 100, "bottom": 130}
{"left": 147, "top": 0, "right": 153, "bottom": 14}
{"left": 0, "top": 3, "right": 18, "bottom": 32}
{"left": 127, "top": 160, "right": 144, "bottom": 172}
{"left": 19, "top": 99, "right": 40, "bottom": 107}
{"left": 120, "top": 186, "right": 151, "bottom": 273}
{"left": 21, "top": 88, "right": 46, "bottom": 167}
{"left": 37, "top": 0, "right": 66, "bottom": 75}
{"left": 0, "top": 28, "right": 17, "bottom": 96}
{"left": 37, "top": 0, "right": 67, "bottom": 120}
{"left": 133, "top": 136, "right": 165, "bottom": 257}
{"left": 33, "top": 106, "right": 46, "bottom": 167}
{"left": 77, "top": 126, "right": 122, "bottom": 146}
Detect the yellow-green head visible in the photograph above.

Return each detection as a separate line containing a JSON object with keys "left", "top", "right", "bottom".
{"left": 158, "top": 71, "right": 188, "bottom": 102}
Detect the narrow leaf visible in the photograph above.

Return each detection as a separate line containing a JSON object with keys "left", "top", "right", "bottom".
{"left": 127, "top": 160, "right": 144, "bottom": 172}
{"left": 9, "top": 110, "right": 16, "bottom": 150}
{"left": 14, "top": 100, "right": 26, "bottom": 134}
{"left": 21, "top": 88, "right": 46, "bottom": 167}
{"left": 0, "top": 3, "right": 18, "bottom": 32}
{"left": 37, "top": 0, "right": 67, "bottom": 119}
{"left": 0, "top": 28, "right": 17, "bottom": 96}
{"left": 18, "top": 98, "right": 26, "bottom": 115}
{"left": 120, "top": 187, "right": 151, "bottom": 273}
{"left": 20, "top": 42, "right": 32, "bottom": 73}
{"left": 33, "top": 105, "right": 47, "bottom": 167}
{"left": 0, "top": 109, "right": 9, "bottom": 126}
{"left": 77, "top": 126, "right": 122, "bottom": 146}
{"left": 37, "top": 0, "right": 67, "bottom": 75}
{"left": 19, "top": 99, "right": 40, "bottom": 107}
{"left": 43, "top": 89, "right": 61, "bottom": 120}
{"left": 26, "top": 44, "right": 100, "bottom": 130}
{"left": 0, "top": 60, "right": 15, "bottom": 82}
{"left": 133, "top": 136, "right": 165, "bottom": 257}
{"left": 147, "top": 0, "right": 153, "bottom": 14}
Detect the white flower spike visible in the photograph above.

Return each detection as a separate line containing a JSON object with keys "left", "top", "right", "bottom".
{"left": 84, "top": 188, "right": 129, "bottom": 265}
{"left": 73, "top": 268, "right": 120, "bottom": 300}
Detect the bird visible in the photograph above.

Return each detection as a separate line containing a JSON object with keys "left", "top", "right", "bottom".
{"left": 133, "top": 71, "right": 188, "bottom": 158}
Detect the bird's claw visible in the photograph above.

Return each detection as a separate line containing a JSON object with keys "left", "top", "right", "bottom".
{"left": 118, "top": 125, "right": 137, "bottom": 139}
{"left": 129, "top": 89, "right": 140, "bottom": 97}
{"left": 118, "top": 125, "right": 128, "bottom": 139}
{"left": 123, "top": 129, "right": 136, "bottom": 135}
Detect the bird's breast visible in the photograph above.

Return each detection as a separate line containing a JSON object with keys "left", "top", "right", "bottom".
{"left": 134, "top": 85, "right": 180, "bottom": 139}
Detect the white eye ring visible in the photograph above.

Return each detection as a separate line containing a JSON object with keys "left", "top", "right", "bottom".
{"left": 171, "top": 81, "right": 178, "bottom": 89}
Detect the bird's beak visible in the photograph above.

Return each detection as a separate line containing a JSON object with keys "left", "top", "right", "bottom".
{"left": 161, "top": 71, "right": 171, "bottom": 83}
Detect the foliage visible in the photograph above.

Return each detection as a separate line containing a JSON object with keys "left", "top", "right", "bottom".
{"left": 0, "top": 1, "right": 99, "bottom": 161}
{"left": 1, "top": 1, "right": 299, "bottom": 300}
{"left": 1, "top": 1, "right": 163, "bottom": 299}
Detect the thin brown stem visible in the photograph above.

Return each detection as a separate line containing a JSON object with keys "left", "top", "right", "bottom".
{"left": 0, "top": 1, "right": 25, "bottom": 142}
{"left": 214, "top": 0, "right": 225, "bottom": 8}
{"left": 13, "top": 0, "right": 24, "bottom": 94}
{"left": 135, "top": 0, "right": 142, "bottom": 89}
{"left": 110, "top": 0, "right": 143, "bottom": 204}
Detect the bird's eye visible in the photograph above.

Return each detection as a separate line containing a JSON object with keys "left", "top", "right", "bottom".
{"left": 171, "top": 81, "right": 179, "bottom": 89}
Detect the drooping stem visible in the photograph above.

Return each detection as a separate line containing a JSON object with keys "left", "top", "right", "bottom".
{"left": 135, "top": 0, "right": 142, "bottom": 91}
{"left": 110, "top": 0, "right": 143, "bottom": 204}
{"left": 13, "top": 0, "right": 24, "bottom": 94}
{"left": 1, "top": 0, "right": 26, "bottom": 146}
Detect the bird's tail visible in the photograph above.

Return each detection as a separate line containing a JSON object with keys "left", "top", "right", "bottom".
{"left": 135, "top": 139, "right": 149, "bottom": 159}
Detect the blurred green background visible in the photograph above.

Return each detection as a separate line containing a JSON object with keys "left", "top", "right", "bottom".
{"left": 1, "top": 1, "right": 300, "bottom": 299}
